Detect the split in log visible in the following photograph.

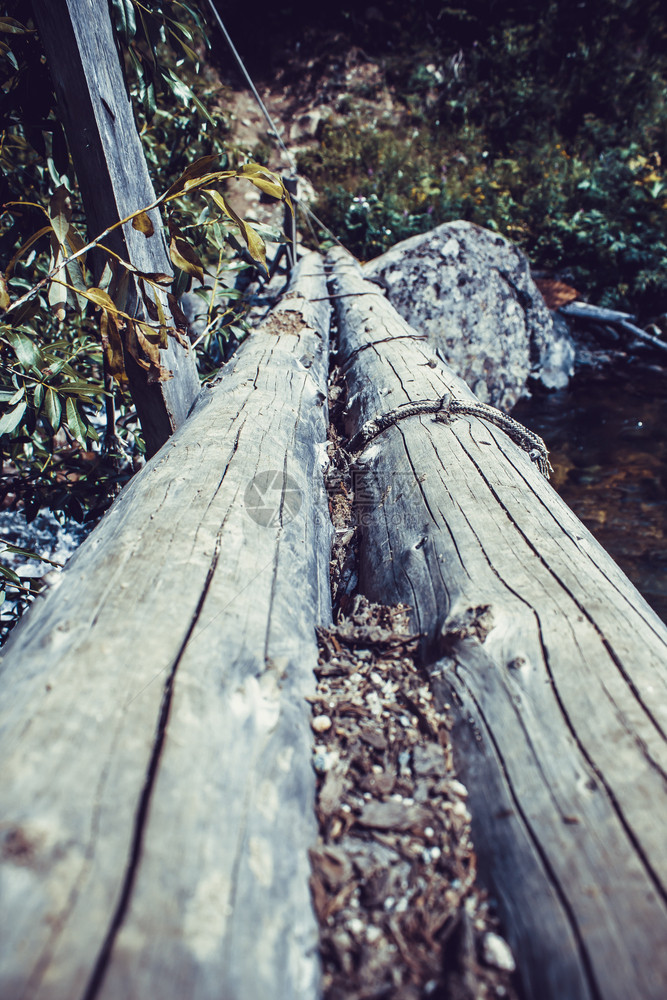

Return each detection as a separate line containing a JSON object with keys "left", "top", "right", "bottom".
{"left": 32, "top": 0, "right": 200, "bottom": 453}
{"left": 0, "top": 254, "right": 332, "bottom": 1000}
{"left": 328, "top": 247, "right": 667, "bottom": 1000}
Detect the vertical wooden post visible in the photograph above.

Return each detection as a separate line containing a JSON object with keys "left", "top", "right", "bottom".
{"left": 283, "top": 176, "right": 298, "bottom": 272}
{"left": 31, "top": 0, "right": 200, "bottom": 455}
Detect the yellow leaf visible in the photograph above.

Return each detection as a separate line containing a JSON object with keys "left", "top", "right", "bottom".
{"left": 99, "top": 309, "right": 126, "bottom": 383}
{"left": 139, "top": 271, "right": 173, "bottom": 286}
{"left": 165, "top": 155, "right": 221, "bottom": 198}
{"left": 237, "top": 164, "right": 286, "bottom": 200}
{"left": 128, "top": 320, "right": 172, "bottom": 383}
{"left": 169, "top": 235, "right": 205, "bottom": 285}
{"left": 153, "top": 291, "right": 168, "bottom": 348}
{"left": 0, "top": 274, "right": 10, "bottom": 311}
{"left": 204, "top": 189, "right": 267, "bottom": 273}
{"left": 0, "top": 17, "right": 30, "bottom": 34}
{"left": 64, "top": 223, "right": 87, "bottom": 274}
{"left": 132, "top": 211, "right": 155, "bottom": 237}
{"left": 6, "top": 225, "right": 52, "bottom": 278}
{"left": 241, "top": 223, "right": 267, "bottom": 272}
{"left": 85, "top": 286, "right": 119, "bottom": 313}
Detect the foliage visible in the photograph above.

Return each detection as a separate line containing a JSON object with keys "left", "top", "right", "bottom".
{"left": 108, "top": 0, "right": 214, "bottom": 124}
{"left": 296, "top": 1, "right": 667, "bottom": 316}
{"left": 0, "top": 1, "right": 289, "bottom": 629}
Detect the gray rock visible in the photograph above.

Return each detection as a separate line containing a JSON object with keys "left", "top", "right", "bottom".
{"left": 289, "top": 108, "right": 330, "bottom": 142}
{"left": 363, "top": 221, "right": 574, "bottom": 409}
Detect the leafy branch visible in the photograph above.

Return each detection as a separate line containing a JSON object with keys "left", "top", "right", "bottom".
{"left": 1, "top": 158, "right": 291, "bottom": 321}
{"left": 1, "top": 157, "right": 292, "bottom": 388}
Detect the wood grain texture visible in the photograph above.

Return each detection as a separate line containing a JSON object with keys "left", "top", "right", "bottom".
{"left": 0, "top": 254, "right": 332, "bottom": 1000}
{"left": 31, "top": 0, "right": 200, "bottom": 451}
{"left": 329, "top": 248, "right": 667, "bottom": 1000}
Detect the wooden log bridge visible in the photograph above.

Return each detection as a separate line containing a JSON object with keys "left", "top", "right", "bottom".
{"left": 0, "top": 254, "right": 331, "bottom": 1000}
{"left": 328, "top": 248, "right": 667, "bottom": 1000}
{"left": 2, "top": 249, "right": 667, "bottom": 999}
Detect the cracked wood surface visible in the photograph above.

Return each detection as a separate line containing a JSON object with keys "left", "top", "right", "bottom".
{"left": 0, "top": 254, "right": 332, "bottom": 1000}
{"left": 32, "top": 0, "right": 200, "bottom": 453}
{"left": 329, "top": 248, "right": 667, "bottom": 1000}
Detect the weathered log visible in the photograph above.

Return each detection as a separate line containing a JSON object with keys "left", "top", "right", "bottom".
{"left": 561, "top": 300, "right": 667, "bottom": 354}
{"left": 0, "top": 254, "right": 331, "bottom": 1000}
{"left": 32, "top": 0, "right": 200, "bottom": 453}
{"left": 329, "top": 249, "right": 667, "bottom": 1000}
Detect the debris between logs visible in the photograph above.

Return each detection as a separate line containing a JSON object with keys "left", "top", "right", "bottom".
{"left": 328, "top": 246, "right": 667, "bottom": 1000}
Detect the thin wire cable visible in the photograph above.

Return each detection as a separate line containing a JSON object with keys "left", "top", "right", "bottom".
{"left": 204, "top": 1, "right": 357, "bottom": 262}
{"left": 296, "top": 199, "right": 355, "bottom": 257}
{"left": 205, "top": 0, "right": 297, "bottom": 174}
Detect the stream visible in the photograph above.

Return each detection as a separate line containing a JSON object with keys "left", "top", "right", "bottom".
{"left": 513, "top": 357, "right": 667, "bottom": 624}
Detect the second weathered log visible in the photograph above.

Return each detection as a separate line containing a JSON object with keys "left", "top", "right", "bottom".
{"left": 329, "top": 248, "right": 667, "bottom": 1000}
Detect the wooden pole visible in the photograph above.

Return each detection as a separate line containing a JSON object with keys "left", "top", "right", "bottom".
{"left": 0, "top": 253, "right": 331, "bottom": 1000}
{"left": 328, "top": 248, "right": 667, "bottom": 1000}
{"left": 31, "top": 0, "right": 200, "bottom": 455}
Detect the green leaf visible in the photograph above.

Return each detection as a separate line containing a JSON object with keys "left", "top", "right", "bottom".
{"left": 48, "top": 246, "right": 68, "bottom": 322}
{"left": 0, "top": 564, "right": 21, "bottom": 585}
{"left": 59, "top": 382, "right": 107, "bottom": 398}
{"left": 173, "top": 36, "right": 200, "bottom": 64}
{"left": 139, "top": 67, "right": 157, "bottom": 121}
{"left": 44, "top": 387, "right": 62, "bottom": 431}
{"left": 110, "top": 0, "right": 136, "bottom": 45}
{"left": 2, "top": 544, "right": 61, "bottom": 566}
{"left": 65, "top": 397, "right": 87, "bottom": 445}
{"left": 172, "top": 2, "right": 207, "bottom": 37}
{"left": 0, "top": 399, "right": 27, "bottom": 435}
{"left": 135, "top": 8, "right": 163, "bottom": 67}
{"left": 164, "top": 68, "right": 200, "bottom": 109}
{"left": 5, "top": 386, "right": 24, "bottom": 405}
{"left": 6, "top": 329, "right": 42, "bottom": 369}
{"left": 167, "top": 19, "right": 195, "bottom": 43}
{"left": 189, "top": 91, "right": 215, "bottom": 126}
{"left": 48, "top": 185, "right": 72, "bottom": 245}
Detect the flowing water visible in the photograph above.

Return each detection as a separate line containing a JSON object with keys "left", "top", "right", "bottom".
{"left": 513, "top": 359, "right": 667, "bottom": 624}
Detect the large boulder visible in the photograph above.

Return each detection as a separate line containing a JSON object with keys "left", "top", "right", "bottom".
{"left": 363, "top": 221, "right": 574, "bottom": 410}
